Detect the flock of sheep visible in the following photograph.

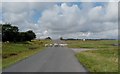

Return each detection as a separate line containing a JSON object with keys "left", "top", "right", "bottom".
{"left": 45, "top": 43, "right": 68, "bottom": 47}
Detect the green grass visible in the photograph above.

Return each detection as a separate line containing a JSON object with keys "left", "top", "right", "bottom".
{"left": 0, "top": 42, "right": 1, "bottom": 70}
{"left": 65, "top": 40, "right": 118, "bottom": 72}
{"left": 65, "top": 40, "right": 117, "bottom": 48}
{"left": 2, "top": 39, "right": 52, "bottom": 69}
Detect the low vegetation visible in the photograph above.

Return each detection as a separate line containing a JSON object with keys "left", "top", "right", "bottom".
{"left": 0, "top": 42, "right": 2, "bottom": 70}
{"left": 2, "top": 40, "right": 52, "bottom": 69}
{"left": 65, "top": 40, "right": 118, "bottom": 72}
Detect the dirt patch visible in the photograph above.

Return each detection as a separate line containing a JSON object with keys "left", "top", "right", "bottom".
{"left": 2, "top": 53, "right": 18, "bottom": 59}
{"left": 71, "top": 48, "right": 97, "bottom": 53}
{"left": 29, "top": 47, "right": 38, "bottom": 50}
{"left": 2, "top": 55, "right": 8, "bottom": 59}
{"left": 9, "top": 53, "right": 17, "bottom": 56}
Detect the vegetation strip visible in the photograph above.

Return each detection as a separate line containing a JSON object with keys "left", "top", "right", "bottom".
{"left": 2, "top": 40, "right": 52, "bottom": 69}
{"left": 65, "top": 40, "right": 118, "bottom": 72}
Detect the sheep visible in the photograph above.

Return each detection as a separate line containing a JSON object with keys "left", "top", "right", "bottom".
{"left": 53, "top": 43, "right": 59, "bottom": 47}
{"left": 59, "top": 43, "right": 68, "bottom": 47}
{"left": 45, "top": 44, "right": 48, "bottom": 47}
{"left": 49, "top": 44, "right": 53, "bottom": 47}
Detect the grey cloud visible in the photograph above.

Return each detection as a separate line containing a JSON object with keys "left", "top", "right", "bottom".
{"left": 38, "top": 3, "right": 118, "bottom": 36}
{"left": 2, "top": 2, "right": 118, "bottom": 39}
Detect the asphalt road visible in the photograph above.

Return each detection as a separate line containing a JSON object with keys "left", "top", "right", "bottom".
{"left": 3, "top": 40, "right": 88, "bottom": 72}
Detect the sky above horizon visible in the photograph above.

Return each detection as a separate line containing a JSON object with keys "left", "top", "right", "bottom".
{"left": 1, "top": 2, "right": 118, "bottom": 39}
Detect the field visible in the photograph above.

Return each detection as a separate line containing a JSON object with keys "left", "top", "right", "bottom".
{"left": 2, "top": 40, "right": 52, "bottom": 69}
{"left": 65, "top": 40, "right": 118, "bottom": 72}
{"left": 0, "top": 42, "right": 1, "bottom": 70}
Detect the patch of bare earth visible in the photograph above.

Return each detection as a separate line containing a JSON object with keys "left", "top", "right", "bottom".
{"left": 71, "top": 48, "right": 97, "bottom": 53}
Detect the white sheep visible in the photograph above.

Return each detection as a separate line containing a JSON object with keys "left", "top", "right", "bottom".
{"left": 59, "top": 43, "right": 68, "bottom": 47}
{"left": 49, "top": 44, "right": 53, "bottom": 47}
{"left": 45, "top": 44, "right": 48, "bottom": 47}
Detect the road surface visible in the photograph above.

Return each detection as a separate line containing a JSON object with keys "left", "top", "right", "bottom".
{"left": 3, "top": 40, "right": 88, "bottom": 72}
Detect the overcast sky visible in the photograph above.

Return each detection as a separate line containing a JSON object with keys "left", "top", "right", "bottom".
{"left": 1, "top": 2, "right": 118, "bottom": 39}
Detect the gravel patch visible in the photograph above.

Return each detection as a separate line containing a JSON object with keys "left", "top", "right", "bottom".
{"left": 71, "top": 48, "right": 97, "bottom": 53}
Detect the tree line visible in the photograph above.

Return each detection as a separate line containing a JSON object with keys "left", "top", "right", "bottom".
{"left": 1, "top": 23, "right": 36, "bottom": 42}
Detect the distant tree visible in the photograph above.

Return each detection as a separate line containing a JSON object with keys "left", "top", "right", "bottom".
{"left": 18, "top": 32, "right": 27, "bottom": 41}
{"left": 60, "top": 37, "right": 63, "bottom": 40}
{"left": 0, "top": 24, "right": 2, "bottom": 33}
{"left": 0, "top": 25, "right": 2, "bottom": 41}
{"left": 45, "top": 37, "right": 51, "bottom": 40}
{"left": 17, "top": 31, "right": 36, "bottom": 42}
{"left": 26, "top": 30, "right": 36, "bottom": 41}
{"left": 2, "top": 23, "right": 36, "bottom": 42}
{"left": 2, "top": 24, "right": 19, "bottom": 42}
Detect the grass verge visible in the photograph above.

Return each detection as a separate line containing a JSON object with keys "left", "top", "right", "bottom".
{"left": 65, "top": 40, "right": 118, "bottom": 72}
{"left": 2, "top": 40, "right": 52, "bottom": 69}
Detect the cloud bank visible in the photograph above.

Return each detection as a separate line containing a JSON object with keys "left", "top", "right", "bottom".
{"left": 1, "top": 2, "right": 118, "bottom": 39}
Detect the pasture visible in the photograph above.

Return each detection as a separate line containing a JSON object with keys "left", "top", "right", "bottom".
{"left": 65, "top": 40, "right": 118, "bottom": 72}
{"left": 2, "top": 40, "right": 52, "bottom": 69}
